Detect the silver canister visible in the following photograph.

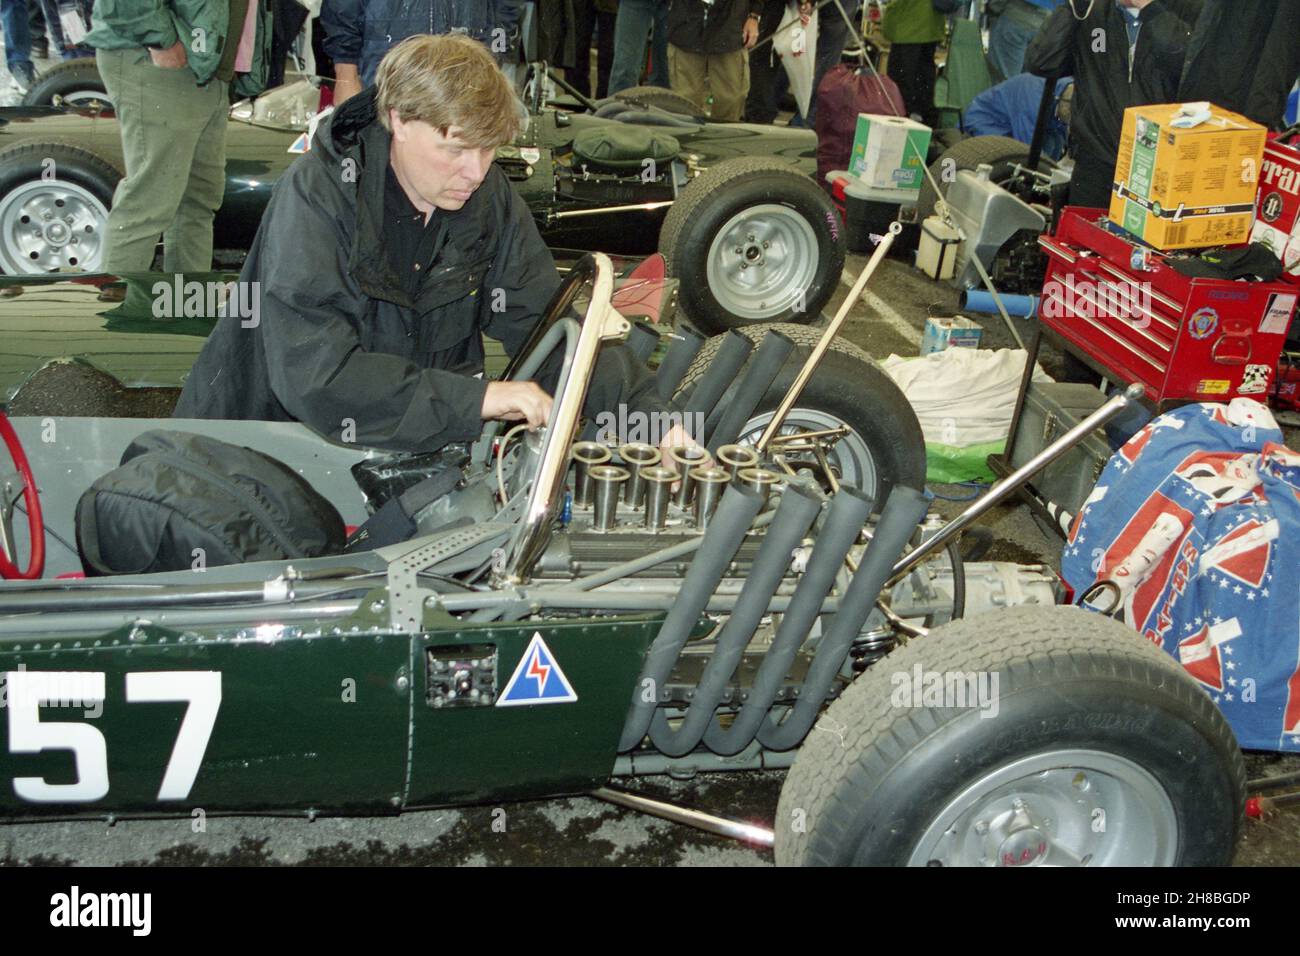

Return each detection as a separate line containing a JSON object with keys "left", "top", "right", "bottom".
{"left": 618, "top": 442, "right": 661, "bottom": 508}
{"left": 668, "top": 445, "right": 708, "bottom": 508}
{"left": 641, "top": 465, "right": 679, "bottom": 531}
{"left": 691, "top": 466, "right": 731, "bottom": 531}
{"left": 738, "top": 467, "right": 781, "bottom": 505}
{"left": 571, "top": 441, "right": 611, "bottom": 508}
{"left": 716, "top": 443, "right": 759, "bottom": 479}
{"left": 589, "top": 465, "right": 630, "bottom": 531}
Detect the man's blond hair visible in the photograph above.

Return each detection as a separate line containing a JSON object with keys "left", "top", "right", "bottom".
{"left": 375, "top": 33, "right": 523, "bottom": 147}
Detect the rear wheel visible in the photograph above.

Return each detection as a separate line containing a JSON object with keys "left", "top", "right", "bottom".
{"left": 675, "top": 323, "right": 925, "bottom": 505}
{"left": 0, "top": 141, "right": 120, "bottom": 274}
{"left": 776, "top": 605, "right": 1245, "bottom": 866}
{"left": 660, "top": 158, "right": 844, "bottom": 334}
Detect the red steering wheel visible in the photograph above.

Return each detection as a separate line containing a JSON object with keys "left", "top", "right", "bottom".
{"left": 0, "top": 410, "right": 44, "bottom": 579}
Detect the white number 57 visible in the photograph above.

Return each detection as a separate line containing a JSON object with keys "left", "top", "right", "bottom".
{"left": 5, "top": 670, "right": 222, "bottom": 803}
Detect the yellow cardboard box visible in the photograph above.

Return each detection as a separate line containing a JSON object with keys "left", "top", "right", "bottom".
{"left": 1109, "top": 103, "right": 1266, "bottom": 250}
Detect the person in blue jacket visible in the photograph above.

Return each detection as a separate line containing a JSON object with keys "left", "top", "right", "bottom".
{"left": 962, "top": 73, "right": 1072, "bottom": 159}
{"left": 322, "top": 0, "right": 524, "bottom": 105}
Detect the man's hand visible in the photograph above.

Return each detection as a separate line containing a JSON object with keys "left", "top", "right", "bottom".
{"left": 148, "top": 41, "right": 188, "bottom": 70}
{"left": 482, "top": 380, "right": 553, "bottom": 430}
{"left": 743, "top": 15, "right": 760, "bottom": 49}
{"left": 333, "top": 64, "right": 363, "bottom": 105}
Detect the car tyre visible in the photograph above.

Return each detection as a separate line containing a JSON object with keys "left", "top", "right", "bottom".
{"left": 660, "top": 157, "right": 845, "bottom": 334}
{"left": 0, "top": 141, "right": 121, "bottom": 274}
{"left": 675, "top": 322, "right": 925, "bottom": 505}
{"left": 21, "top": 58, "right": 109, "bottom": 108}
{"left": 612, "top": 85, "right": 702, "bottom": 117}
{"left": 776, "top": 605, "right": 1246, "bottom": 867}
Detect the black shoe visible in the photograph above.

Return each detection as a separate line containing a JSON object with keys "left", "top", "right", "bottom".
{"left": 31, "top": 38, "right": 49, "bottom": 59}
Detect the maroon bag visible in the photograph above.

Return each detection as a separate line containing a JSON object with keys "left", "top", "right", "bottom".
{"left": 815, "top": 65, "right": 907, "bottom": 185}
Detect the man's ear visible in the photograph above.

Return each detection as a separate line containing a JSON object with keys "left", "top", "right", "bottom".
{"left": 389, "top": 109, "right": 406, "bottom": 141}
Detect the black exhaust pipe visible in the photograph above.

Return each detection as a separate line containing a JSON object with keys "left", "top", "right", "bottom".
{"left": 618, "top": 482, "right": 766, "bottom": 752}
{"left": 649, "top": 480, "right": 823, "bottom": 757}
{"left": 680, "top": 330, "right": 754, "bottom": 424}
{"left": 654, "top": 323, "right": 706, "bottom": 400}
{"left": 756, "top": 485, "right": 930, "bottom": 751}
{"left": 705, "top": 330, "right": 795, "bottom": 453}
{"left": 703, "top": 484, "right": 874, "bottom": 756}
{"left": 626, "top": 320, "right": 660, "bottom": 365}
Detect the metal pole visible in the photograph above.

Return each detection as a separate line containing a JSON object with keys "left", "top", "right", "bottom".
{"left": 591, "top": 787, "right": 776, "bottom": 848}
{"left": 888, "top": 383, "right": 1146, "bottom": 583}
{"left": 756, "top": 223, "right": 900, "bottom": 451}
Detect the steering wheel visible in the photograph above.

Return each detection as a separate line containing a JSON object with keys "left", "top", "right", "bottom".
{"left": 0, "top": 410, "right": 45, "bottom": 580}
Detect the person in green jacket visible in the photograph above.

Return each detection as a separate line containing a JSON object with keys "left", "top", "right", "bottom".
{"left": 883, "top": 0, "right": 946, "bottom": 127}
{"left": 86, "top": 1, "right": 272, "bottom": 273}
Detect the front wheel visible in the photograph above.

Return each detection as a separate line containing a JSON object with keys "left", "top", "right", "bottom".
{"left": 776, "top": 605, "right": 1246, "bottom": 866}
{"left": 659, "top": 158, "right": 844, "bottom": 334}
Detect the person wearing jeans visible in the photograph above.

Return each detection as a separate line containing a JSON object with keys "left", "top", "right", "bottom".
{"left": 987, "top": 0, "right": 1061, "bottom": 82}
{"left": 607, "top": 0, "right": 669, "bottom": 93}
{"left": 0, "top": 0, "right": 38, "bottom": 90}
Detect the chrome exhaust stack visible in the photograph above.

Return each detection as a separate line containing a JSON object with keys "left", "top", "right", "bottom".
{"left": 619, "top": 442, "right": 661, "bottom": 508}
{"left": 642, "top": 465, "right": 679, "bottom": 531}
{"left": 590, "top": 464, "right": 629, "bottom": 532}
{"left": 571, "top": 441, "right": 611, "bottom": 509}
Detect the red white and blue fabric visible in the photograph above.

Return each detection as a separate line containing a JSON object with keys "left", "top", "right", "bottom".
{"left": 1061, "top": 399, "right": 1300, "bottom": 753}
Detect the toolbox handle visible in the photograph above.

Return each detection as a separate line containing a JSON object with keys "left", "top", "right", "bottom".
{"left": 1210, "top": 331, "right": 1253, "bottom": 367}
{"left": 1037, "top": 236, "right": 1077, "bottom": 263}
{"left": 1093, "top": 259, "right": 1183, "bottom": 312}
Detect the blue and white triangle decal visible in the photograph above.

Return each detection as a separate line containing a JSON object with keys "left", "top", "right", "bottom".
{"left": 496, "top": 632, "right": 578, "bottom": 706}
{"left": 287, "top": 132, "right": 310, "bottom": 154}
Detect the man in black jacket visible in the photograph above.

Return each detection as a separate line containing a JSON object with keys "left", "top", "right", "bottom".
{"left": 667, "top": 0, "right": 763, "bottom": 122}
{"left": 1027, "top": 0, "right": 1200, "bottom": 208}
{"left": 175, "top": 34, "right": 673, "bottom": 454}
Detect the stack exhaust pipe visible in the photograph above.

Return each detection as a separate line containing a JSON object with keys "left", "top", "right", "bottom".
{"left": 618, "top": 482, "right": 767, "bottom": 752}
{"left": 571, "top": 441, "right": 611, "bottom": 508}
{"left": 619, "top": 442, "right": 661, "bottom": 509}
{"left": 589, "top": 464, "right": 629, "bottom": 532}
{"left": 626, "top": 320, "right": 660, "bottom": 364}
{"left": 669, "top": 444, "right": 708, "bottom": 508}
{"left": 703, "top": 484, "right": 875, "bottom": 756}
{"left": 642, "top": 465, "right": 678, "bottom": 531}
{"left": 756, "top": 484, "right": 930, "bottom": 751}
{"left": 716, "top": 444, "right": 758, "bottom": 479}
{"left": 690, "top": 466, "right": 731, "bottom": 531}
{"left": 654, "top": 324, "right": 705, "bottom": 400}
{"left": 680, "top": 330, "right": 754, "bottom": 423}
{"left": 706, "top": 330, "right": 794, "bottom": 453}
{"left": 650, "top": 480, "right": 823, "bottom": 757}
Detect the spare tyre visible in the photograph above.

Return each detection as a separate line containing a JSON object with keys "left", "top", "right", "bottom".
{"left": 659, "top": 157, "right": 845, "bottom": 334}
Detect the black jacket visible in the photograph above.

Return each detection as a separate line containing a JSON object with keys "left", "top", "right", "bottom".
{"left": 175, "top": 89, "right": 664, "bottom": 452}
{"left": 668, "top": 0, "right": 763, "bottom": 55}
{"left": 1178, "top": 0, "right": 1300, "bottom": 129}
{"left": 1026, "top": 0, "right": 1199, "bottom": 164}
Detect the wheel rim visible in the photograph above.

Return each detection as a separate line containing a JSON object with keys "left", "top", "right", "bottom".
{"left": 735, "top": 407, "right": 879, "bottom": 500}
{"left": 55, "top": 90, "right": 110, "bottom": 108}
{"left": 907, "top": 749, "right": 1180, "bottom": 867}
{"left": 0, "top": 179, "right": 108, "bottom": 274}
{"left": 705, "top": 203, "right": 818, "bottom": 320}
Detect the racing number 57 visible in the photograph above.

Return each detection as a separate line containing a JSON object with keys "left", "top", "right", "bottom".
{"left": 3, "top": 670, "right": 222, "bottom": 803}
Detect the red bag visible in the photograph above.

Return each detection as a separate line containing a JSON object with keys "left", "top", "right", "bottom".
{"left": 814, "top": 65, "right": 906, "bottom": 185}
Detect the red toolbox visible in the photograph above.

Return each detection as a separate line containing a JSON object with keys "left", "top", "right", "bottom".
{"left": 1037, "top": 208, "right": 1299, "bottom": 405}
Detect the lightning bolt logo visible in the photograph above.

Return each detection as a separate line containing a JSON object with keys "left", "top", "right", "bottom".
{"left": 526, "top": 650, "right": 551, "bottom": 693}
{"left": 497, "top": 633, "right": 579, "bottom": 707}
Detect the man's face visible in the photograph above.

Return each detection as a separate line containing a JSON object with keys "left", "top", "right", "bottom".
{"left": 389, "top": 112, "right": 498, "bottom": 213}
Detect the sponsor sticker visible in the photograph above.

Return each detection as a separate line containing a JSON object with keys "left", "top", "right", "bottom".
{"left": 1188, "top": 307, "right": 1220, "bottom": 340}
{"left": 1196, "top": 379, "right": 1231, "bottom": 395}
